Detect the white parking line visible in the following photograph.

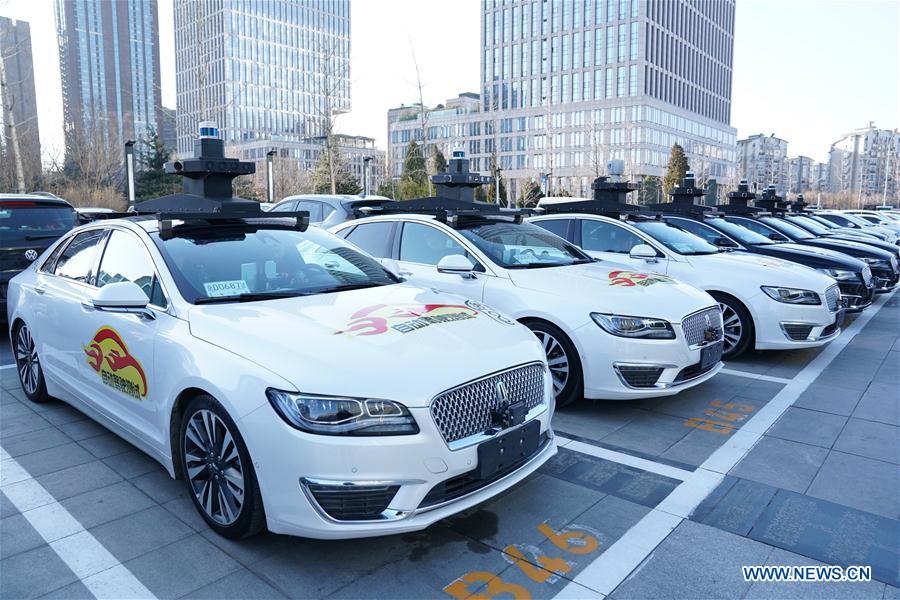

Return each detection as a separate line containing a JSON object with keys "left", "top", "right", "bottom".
{"left": 556, "top": 291, "right": 892, "bottom": 598}
{"left": 0, "top": 363, "right": 16, "bottom": 370}
{"left": 0, "top": 448, "right": 157, "bottom": 599}
{"left": 718, "top": 368, "right": 792, "bottom": 385}
{"left": 556, "top": 436, "right": 693, "bottom": 481}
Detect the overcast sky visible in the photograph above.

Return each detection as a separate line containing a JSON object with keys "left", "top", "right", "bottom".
{"left": 1, "top": 0, "right": 897, "bottom": 164}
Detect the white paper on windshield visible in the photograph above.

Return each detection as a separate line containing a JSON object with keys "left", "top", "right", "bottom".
{"left": 203, "top": 280, "right": 251, "bottom": 297}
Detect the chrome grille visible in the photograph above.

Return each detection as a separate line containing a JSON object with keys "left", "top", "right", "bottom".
{"left": 681, "top": 306, "right": 724, "bottom": 347}
{"left": 824, "top": 284, "right": 840, "bottom": 312}
{"left": 861, "top": 266, "right": 872, "bottom": 286}
{"left": 431, "top": 363, "right": 545, "bottom": 445}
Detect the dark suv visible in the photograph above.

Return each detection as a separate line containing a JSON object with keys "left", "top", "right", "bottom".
{"left": 1, "top": 194, "right": 77, "bottom": 316}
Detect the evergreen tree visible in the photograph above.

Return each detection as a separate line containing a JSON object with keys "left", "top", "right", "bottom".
{"left": 639, "top": 176, "right": 662, "bottom": 204}
{"left": 432, "top": 148, "right": 448, "bottom": 173}
{"left": 663, "top": 144, "right": 689, "bottom": 196}
{"left": 399, "top": 141, "right": 429, "bottom": 199}
{"left": 375, "top": 180, "right": 397, "bottom": 199}
{"left": 134, "top": 128, "right": 180, "bottom": 200}
{"left": 312, "top": 150, "right": 362, "bottom": 195}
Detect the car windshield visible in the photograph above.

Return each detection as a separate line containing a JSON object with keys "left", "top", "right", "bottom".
{"left": 808, "top": 215, "right": 839, "bottom": 229}
{"left": 840, "top": 213, "right": 876, "bottom": 228}
{"left": 705, "top": 218, "right": 775, "bottom": 245}
{"left": 151, "top": 224, "right": 399, "bottom": 303}
{"left": 457, "top": 220, "right": 592, "bottom": 268}
{"left": 759, "top": 217, "right": 814, "bottom": 240}
{"left": 0, "top": 203, "right": 77, "bottom": 238}
{"left": 632, "top": 221, "right": 719, "bottom": 255}
{"left": 787, "top": 215, "right": 831, "bottom": 235}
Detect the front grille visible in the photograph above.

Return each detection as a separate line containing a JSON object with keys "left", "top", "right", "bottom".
{"left": 861, "top": 266, "right": 872, "bottom": 285}
{"left": 681, "top": 306, "right": 724, "bottom": 347}
{"left": 674, "top": 360, "right": 718, "bottom": 383}
{"left": 306, "top": 483, "right": 399, "bottom": 521}
{"left": 616, "top": 365, "right": 664, "bottom": 388}
{"left": 419, "top": 433, "right": 550, "bottom": 509}
{"left": 824, "top": 284, "right": 840, "bottom": 312}
{"left": 431, "top": 363, "right": 545, "bottom": 445}
{"left": 783, "top": 324, "right": 813, "bottom": 340}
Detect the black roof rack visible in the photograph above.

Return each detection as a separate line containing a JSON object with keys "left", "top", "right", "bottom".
{"left": 538, "top": 176, "right": 659, "bottom": 220}
{"left": 130, "top": 122, "right": 308, "bottom": 238}
{"left": 714, "top": 179, "right": 769, "bottom": 216}
{"left": 644, "top": 172, "right": 721, "bottom": 218}
{"left": 752, "top": 185, "right": 789, "bottom": 216}
{"left": 787, "top": 194, "right": 812, "bottom": 214}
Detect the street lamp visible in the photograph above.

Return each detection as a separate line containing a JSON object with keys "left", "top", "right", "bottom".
{"left": 363, "top": 156, "right": 372, "bottom": 196}
{"left": 124, "top": 140, "right": 136, "bottom": 208}
{"left": 266, "top": 149, "right": 276, "bottom": 204}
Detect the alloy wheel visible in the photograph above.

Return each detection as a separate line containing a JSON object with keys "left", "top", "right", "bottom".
{"left": 719, "top": 302, "right": 743, "bottom": 354}
{"left": 15, "top": 325, "right": 40, "bottom": 396}
{"left": 183, "top": 409, "right": 245, "bottom": 525}
{"left": 534, "top": 330, "right": 569, "bottom": 397}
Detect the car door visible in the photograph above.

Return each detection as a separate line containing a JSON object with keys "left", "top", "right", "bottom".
{"left": 388, "top": 221, "right": 487, "bottom": 300}
{"left": 574, "top": 218, "right": 672, "bottom": 273}
{"left": 79, "top": 228, "right": 167, "bottom": 437}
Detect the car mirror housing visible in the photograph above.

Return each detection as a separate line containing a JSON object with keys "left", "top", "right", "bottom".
{"left": 91, "top": 281, "right": 150, "bottom": 310}
{"left": 437, "top": 254, "right": 476, "bottom": 278}
{"left": 628, "top": 244, "right": 658, "bottom": 261}
{"left": 714, "top": 236, "right": 737, "bottom": 248}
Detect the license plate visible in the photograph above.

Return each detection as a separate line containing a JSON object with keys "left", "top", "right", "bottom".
{"left": 700, "top": 341, "right": 723, "bottom": 370}
{"left": 476, "top": 420, "right": 540, "bottom": 480}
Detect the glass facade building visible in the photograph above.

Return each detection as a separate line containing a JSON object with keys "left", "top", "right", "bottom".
{"left": 55, "top": 0, "right": 161, "bottom": 149}
{"left": 0, "top": 16, "right": 41, "bottom": 188}
{"left": 174, "top": 0, "right": 351, "bottom": 156}
{"left": 389, "top": 0, "right": 737, "bottom": 200}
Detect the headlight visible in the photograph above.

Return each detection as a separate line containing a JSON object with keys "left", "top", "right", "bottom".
{"left": 591, "top": 313, "right": 675, "bottom": 339}
{"left": 760, "top": 286, "right": 822, "bottom": 305}
{"left": 817, "top": 268, "right": 858, "bottom": 281}
{"left": 266, "top": 389, "right": 418, "bottom": 435}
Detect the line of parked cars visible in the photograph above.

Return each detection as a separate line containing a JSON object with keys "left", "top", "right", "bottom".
{"left": 4, "top": 139, "right": 897, "bottom": 542}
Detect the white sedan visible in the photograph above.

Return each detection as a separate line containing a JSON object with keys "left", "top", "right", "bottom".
{"left": 331, "top": 214, "right": 726, "bottom": 406}
{"left": 7, "top": 216, "right": 556, "bottom": 540}
{"left": 527, "top": 213, "right": 844, "bottom": 358}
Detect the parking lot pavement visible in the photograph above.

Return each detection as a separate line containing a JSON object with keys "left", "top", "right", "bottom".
{"left": 1, "top": 291, "right": 898, "bottom": 599}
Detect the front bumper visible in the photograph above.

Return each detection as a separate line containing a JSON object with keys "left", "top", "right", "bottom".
{"left": 237, "top": 389, "right": 555, "bottom": 539}
{"left": 754, "top": 295, "right": 844, "bottom": 350}
{"left": 837, "top": 280, "right": 874, "bottom": 312}
{"left": 872, "top": 267, "right": 899, "bottom": 293}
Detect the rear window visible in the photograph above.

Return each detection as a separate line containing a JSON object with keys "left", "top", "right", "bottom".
{"left": 0, "top": 203, "right": 76, "bottom": 238}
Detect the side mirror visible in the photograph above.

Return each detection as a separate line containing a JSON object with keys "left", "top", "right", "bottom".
{"left": 768, "top": 233, "right": 788, "bottom": 241}
{"left": 629, "top": 244, "right": 658, "bottom": 261}
{"left": 437, "top": 254, "right": 476, "bottom": 278}
{"left": 89, "top": 282, "right": 154, "bottom": 318}
{"left": 714, "top": 236, "right": 737, "bottom": 248}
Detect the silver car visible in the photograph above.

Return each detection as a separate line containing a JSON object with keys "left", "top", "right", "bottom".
{"left": 270, "top": 194, "right": 389, "bottom": 228}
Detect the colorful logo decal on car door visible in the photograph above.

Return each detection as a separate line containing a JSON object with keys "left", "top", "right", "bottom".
{"left": 335, "top": 303, "right": 479, "bottom": 336}
{"left": 83, "top": 327, "right": 148, "bottom": 399}
{"left": 608, "top": 270, "right": 673, "bottom": 287}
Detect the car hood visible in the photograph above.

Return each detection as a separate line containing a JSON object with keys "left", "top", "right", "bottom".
{"left": 800, "top": 238, "right": 894, "bottom": 261}
{"left": 823, "top": 234, "right": 900, "bottom": 257}
{"left": 187, "top": 283, "right": 543, "bottom": 407}
{"left": 507, "top": 261, "right": 716, "bottom": 320}
{"left": 687, "top": 252, "right": 836, "bottom": 291}
{"left": 760, "top": 243, "right": 867, "bottom": 269}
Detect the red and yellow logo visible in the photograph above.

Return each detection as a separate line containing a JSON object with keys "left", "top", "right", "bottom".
{"left": 335, "top": 303, "right": 479, "bottom": 336}
{"left": 608, "top": 270, "right": 673, "bottom": 287}
{"left": 83, "top": 327, "right": 148, "bottom": 399}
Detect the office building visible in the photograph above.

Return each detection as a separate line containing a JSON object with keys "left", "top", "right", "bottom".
{"left": 827, "top": 124, "right": 898, "bottom": 202}
{"left": 159, "top": 106, "right": 177, "bottom": 153}
{"left": 388, "top": 0, "right": 737, "bottom": 200}
{"left": 174, "top": 0, "right": 351, "bottom": 156}
{"left": 0, "top": 16, "right": 40, "bottom": 188}
{"left": 55, "top": 0, "right": 162, "bottom": 150}
{"left": 736, "top": 133, "right": 788, "bottom": 194}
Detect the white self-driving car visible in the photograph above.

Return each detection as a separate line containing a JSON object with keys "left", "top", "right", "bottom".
{"left": 527, "top": 212, "right": 844, "bottom": 358}
{"left": 331, "top": 212, "right": 726, "bottom": 407}
{"left": 7, "top": 216, "right": 556, "bottom": 540}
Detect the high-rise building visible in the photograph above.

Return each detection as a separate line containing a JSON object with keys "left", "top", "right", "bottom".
{"left": 786, "top": 155, "right": 814, "bottom": 194}
{"left": 159, "top": 106, "right": 177, "bottom": 153}
{"left": 827, "top": 124, "right": 898, "bottom": 202}
{"left": 0, "top": 16, "right": 41, "bottom": 188}
{"left": 736, "top": 134, "right": 788, "bottom": 194}
{"left": 174, "top": 0, "right": 351, "bottom": 156}
{"left": 54, "top": 0, "right": 162, "bottom": 150}
{"left": 388, "top": 0, "right": 736, "bottom": 200}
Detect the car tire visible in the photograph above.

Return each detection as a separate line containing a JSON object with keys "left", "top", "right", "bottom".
{"left": 12, "top": 322, "right": 50, "bottom": 403}
{"left": 710, "top": 293, "right": 754, "bottom": 359}
{"left": 523, "top": 320, "right": 583, "bottom": 408}
{"left": 179, "top": 395, "right": 266, "bottom": 539}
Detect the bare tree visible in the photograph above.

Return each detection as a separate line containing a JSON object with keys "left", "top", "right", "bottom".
{"left": 309, "top": 34, "right": 350, "bottom": 195}
{"left": 43, "top": 127, "right": 125, "bottom": 208}
{"left": 409, "top": 41, "right": 433, "bottom": 196}
{"left": 0, "top": 20, "right": 34, "bottom": 193}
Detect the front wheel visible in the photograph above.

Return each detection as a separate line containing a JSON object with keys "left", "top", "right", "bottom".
{"left": 12, "top": 322, "right": 50, "bottom": 403}
{"left": 179, "top": 395, "right": 265, "bottom": 539}
{"left": 524, "top": 320, "right": 583, "bottom": 408}
{"left": 711, "top": 293, "right": 754, "bottom": 359}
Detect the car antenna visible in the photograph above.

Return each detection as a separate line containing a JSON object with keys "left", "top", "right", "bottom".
{"left": 537, "top": 176, "right": 659, "bottom": 221}
{"left": 644, "top": 171, "right": 720, "bottom": 217}
{"left": 354, "top": 150, "right": 528, "bottom": 226}
{"left": 133, "top": 121, "right": 309, "bottom": 237}
{"left": 715, "top": 179, "right": 769, "bottom": 216}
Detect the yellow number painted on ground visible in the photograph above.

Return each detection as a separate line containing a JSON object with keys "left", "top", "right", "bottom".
{"left": 684, "top": 417, "right": 735, "bottom": 434}
{"left": 504, "top": 545, "right": 571, "bottom": 583}
{"left": 710, "top": 400, "right": 753, "bottom": 413}
{"left": 444, "top": 571, "right": 532, "bottom": 600}
{"left": 703, "top": 408, "right": 747, "bottom": 422}
{"left": 537, "top": 523, "right": 599, "bottom": 555}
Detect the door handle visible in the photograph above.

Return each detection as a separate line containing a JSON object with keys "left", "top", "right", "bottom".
{"left": 80, "top": 300, "right": 95, "bottom": 311}
{"left": 34, "top": 287, "right": 46, "bottom": 295}
{"left": 398, "top": 271, "right": 413, "bottom": 277}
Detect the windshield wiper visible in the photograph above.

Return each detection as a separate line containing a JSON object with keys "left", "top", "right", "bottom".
{"left": 310, "top": 282, "right": 386, "bottom": 294}
{"left": 24, "top": 234, "right": 60, "bottom": 240}
{"left": 194, "top": 291, "right": 310, "bottom": 304}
